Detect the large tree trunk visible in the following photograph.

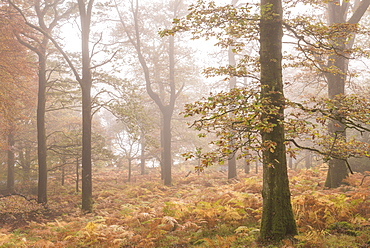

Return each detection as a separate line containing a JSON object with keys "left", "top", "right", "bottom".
{"left": 7, "top": 132, "right": 15, "bottom": 193}
{"left": 259, "top": 0, "right": 297, "bottom": 241}
{"left": 324, "top": 14, "right": 348, "bottom": 186}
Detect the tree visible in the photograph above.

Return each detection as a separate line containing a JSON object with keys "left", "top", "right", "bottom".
{"left": 77, "top": 0, "right": 94, "bottom": 212}
{"left": 8, "top": 0, "right": 75, "bottom": 203}
{"left": 0, "top": 5, "right": 36, "bottom": 194}
{"left": 163, "top": 1, "right": 370, "bottom": 241}
{"left": 103, "top": 77, "right": 156, "bottom": 176}
{"left": 258, "top": 0, "right": 297, "bottom": 240}
{"left": 114, "top": 0, "right": 186, "bottom": 185}
{"left": 10, "top": 0, "right": 113, "bottom": 212}
{"left": 163, "top": 0, "right": 297, "bottom": 241}
{"left": 324, "top": 0, "right": 370, "bottom": 188}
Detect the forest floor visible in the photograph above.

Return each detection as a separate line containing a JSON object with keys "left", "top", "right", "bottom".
{"left": 0, "top": 166, "right": 370, "bottom": 247}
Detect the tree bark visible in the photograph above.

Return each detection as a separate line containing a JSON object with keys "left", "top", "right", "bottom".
{"left": 259, "top": 0, "right": 297, "bottom": 241}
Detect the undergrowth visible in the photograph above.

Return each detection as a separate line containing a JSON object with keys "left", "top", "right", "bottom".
{"left": 0, "top": 167, "right": 369, "bottom": 247}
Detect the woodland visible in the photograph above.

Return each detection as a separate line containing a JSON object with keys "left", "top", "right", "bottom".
{"left": 0, "top": 0, "right": 370, "bottom": 247}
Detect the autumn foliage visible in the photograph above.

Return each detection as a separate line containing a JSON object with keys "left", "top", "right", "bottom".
{"left": 0, "top": 167, "right": 370, "bottom": 247}
{"left": 0, "top": 6, "right": 36, "bottom": 147}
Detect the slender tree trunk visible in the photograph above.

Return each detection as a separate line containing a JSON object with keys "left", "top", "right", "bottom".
{"left": 78, "top": 0, "right": 94, "bottom": 212}
{"left": 7, "top": 132, "right": 15, "bottom": 193}
{"left": 24, "top": 147, "right": 31, "bottom": 181}
{"left": 160, "top": 122, "right": 165, "bottom": 180}
{"left": 140, "top": 134, "right": 145, "bottom": 175}
{"left": 162, "top": 107, "right": 172, "bottom": 186}
{"left": 259, "top": 0, "right": 297, "bottom": 241}
{"left": 61, "top": 166, "right": 65, "bottom": 186}
{"left": 76, "top": 158, "right": 79, "bottom": 193}
{"left": 37, "top": 47, "right": 48, "bottom": 204}
{"left": 227, "top": 6, "right": 237, "bottom": 179}
{"left": 227, "top": 47, "right": 237, "bottom": 179}
{"left": 128, "top": 159, "right": 132, "bottom": 182}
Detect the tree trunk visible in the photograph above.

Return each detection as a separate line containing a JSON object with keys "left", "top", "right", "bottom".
{"left": 162, "top": 107, "right": 172, "bottom": 186}
{"left": 7, "top": 132, "right": 15, "bottom": 193}
{"left": 288, "top": 155, "right": 293, "bottom": 169}
{"left": 259, "top": 0, "right": 297, "bottom": 241}
{"left": 61, "top": 166, "right": 65, "bottom": 186}
{"left": 227, "top": 19, "right": 237, "bottom": 180}
{"left": 325, "top": 43, "right": 348, "bottom": 187}
{"left": 324, "top": 0, "right": 370, "bottom": 188}
{"left": 128, "top": 159, "right": 132, "bottom": 182}
{"left": 244, "top": 159, "right": 250, "bottom": 174}
{"left": 140, "top": 134, "right": 145, "bottom": 175}
{"left": 76, "top": 158, "right": 79, "bottom": 193}
{"left": 23, "top": 146, "right": 31, "bottom": 181}
{"left": 305, "top": 150, "right": 312, "bottom": 169}
{"left": 37, "top": 47, "right": 48, "bottom": 204}
{"left": 78, "top": 0, "right": 94, "bottom": 212}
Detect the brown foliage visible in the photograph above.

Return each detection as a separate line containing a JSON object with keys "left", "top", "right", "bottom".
{"left": 0, "top": 167, "right": 370, "bottom": 247}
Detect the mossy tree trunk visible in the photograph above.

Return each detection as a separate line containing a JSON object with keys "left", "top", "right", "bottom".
{"left": 259, "top": 0, "right": 297, "bottom": 241}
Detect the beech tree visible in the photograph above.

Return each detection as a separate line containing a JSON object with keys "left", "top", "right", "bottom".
{"left": 163, "top": 0, "right": 297, "bottom": 241}
{"left": 163, "top": 0, "right": 370, "bottom": 242}
{"left": 258, "top": 0, "right": 297, "bottom": 240}
{"left": 113, "top": 0, "right": 187, "bottom": 185}
{"left": 323, "top": 0, "right": 370, "bottom": 188}
{"left": 282, "top": 0, "right": 370, "bottom": 187}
